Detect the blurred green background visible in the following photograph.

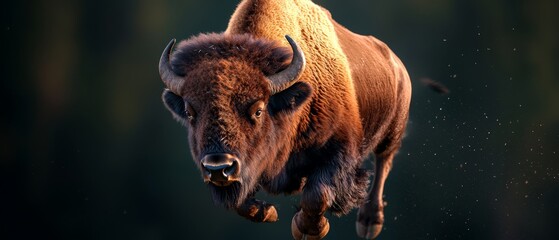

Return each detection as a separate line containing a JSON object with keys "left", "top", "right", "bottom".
{"left": 2, "top": 0, "right": 558, "bottom": 239}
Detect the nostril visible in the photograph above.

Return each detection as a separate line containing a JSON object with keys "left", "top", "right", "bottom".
{"left": 223, "top": 160, "right": 238, "bottom": 177}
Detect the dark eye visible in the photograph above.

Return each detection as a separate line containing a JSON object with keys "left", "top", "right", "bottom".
{"left": 249, "top": 101, "right": 266, "bottom": 122}
{"left": 254, "top": 109, "right": 263, "bottom": 118}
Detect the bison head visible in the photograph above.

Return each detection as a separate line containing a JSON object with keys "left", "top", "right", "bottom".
{"left": 159, "top": 33, "right": 311, "bottom": 208}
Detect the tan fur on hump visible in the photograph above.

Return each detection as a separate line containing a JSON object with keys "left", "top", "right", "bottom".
{"left": 226, "top": 0, "right": 359, "bottom": 121}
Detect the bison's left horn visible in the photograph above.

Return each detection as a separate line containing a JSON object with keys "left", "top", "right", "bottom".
{"left": 268, "top": 35, "right": 306, "bottom": 95}
{"left": 159, "top": 38, "right": 183, "bottom": 93}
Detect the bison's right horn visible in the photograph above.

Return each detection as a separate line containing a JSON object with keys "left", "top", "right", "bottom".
{"left": 159, "top": 38, "right": 183, "bottom": 93}
{"left": 267, "top": 35, "right": 306, "bottom": 95}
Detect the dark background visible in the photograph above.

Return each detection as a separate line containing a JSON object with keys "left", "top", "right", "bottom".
{"left": 2, "top": 0, "right": 558, "bottom": 239}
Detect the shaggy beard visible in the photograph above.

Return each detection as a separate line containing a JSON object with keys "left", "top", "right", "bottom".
{"left": 207, "top": 179, "right": 255, "bottom": 209}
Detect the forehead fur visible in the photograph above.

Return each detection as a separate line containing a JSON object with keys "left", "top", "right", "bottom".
{"left": 170, "top": 33, "right": 292, "bottom": 77}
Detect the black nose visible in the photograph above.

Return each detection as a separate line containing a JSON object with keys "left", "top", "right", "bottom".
{"left": 200, "top": 153, "right": 240, "bottom": 185}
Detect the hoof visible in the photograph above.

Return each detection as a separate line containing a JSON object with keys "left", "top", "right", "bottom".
{"left": 356, "top": 203, "right": 385, "bottom": 239}
{"left": 236, "top": 200, "right": 279, "bottom": 223}
{"left": 263, "top": 205, "right": 278, "bottom": 222}
{"left": 291, "top": 211, "right": 329, "bottom": 240}
{"left": 356, "top": 221, "right": 383, "bottom": 239}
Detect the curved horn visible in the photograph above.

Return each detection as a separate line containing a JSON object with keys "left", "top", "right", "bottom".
{"left": 159, "top": 39, "right": 183, "bottom": 93}
{"left": 268, "top": 35, "right": 306, "bottom": 95}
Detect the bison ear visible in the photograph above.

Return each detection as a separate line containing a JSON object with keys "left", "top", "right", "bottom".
{"left": 162, "top": 89, "right": 187, "bottom": 122}
{"left": 268, "top": 82, "right": 312, "bottom": 115}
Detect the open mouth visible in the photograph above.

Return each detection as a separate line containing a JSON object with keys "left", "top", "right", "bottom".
{"left": 203, "top": 173, "right": 242, "bottom": 187}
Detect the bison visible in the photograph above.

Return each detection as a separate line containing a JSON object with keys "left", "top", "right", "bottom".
{"left": 158, "top": 0, "right": 411, "bottom": 239}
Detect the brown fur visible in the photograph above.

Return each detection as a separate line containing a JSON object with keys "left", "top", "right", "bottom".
{"left": 161, "top": 0, "right": 411, "bottom": 239}
{"left": 227, "top": 0, "right": 410, "bottom": 157}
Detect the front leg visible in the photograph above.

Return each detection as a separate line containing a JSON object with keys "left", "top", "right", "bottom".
{"left": 291, "top": 143, "right": 369, "bottom": 239}
{"left": 291, "top": 182, "right": 331, "bottom": 240}
{"left": 236, "top": 198, "right": 278, "bottom": 223}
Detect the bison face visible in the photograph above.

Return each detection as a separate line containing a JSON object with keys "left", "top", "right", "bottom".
{"left": 159, "top": 34, "right": 311, "bottom": 208}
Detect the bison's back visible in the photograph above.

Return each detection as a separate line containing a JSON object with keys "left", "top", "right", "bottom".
{"left": 226, "top": 0, "right": 364, "bottom": 149}
{"left": 331, "top": 15, "right": 411, "bottom": 156}
{"left": 226, "top": 0, "right": 411, "bottom": 156}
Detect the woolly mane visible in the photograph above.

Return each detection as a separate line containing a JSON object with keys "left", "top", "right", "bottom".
{"left": 170, "top": 33, "right": 292, "bottom": 77}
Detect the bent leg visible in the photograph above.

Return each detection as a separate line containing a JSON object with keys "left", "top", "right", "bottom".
{"left": 236, "top": 198, "right": 278, "bottom": 223}
{"left": 291, "top": 164, "right": 368, "bottom": 239}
